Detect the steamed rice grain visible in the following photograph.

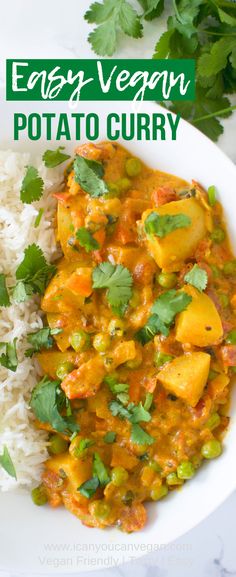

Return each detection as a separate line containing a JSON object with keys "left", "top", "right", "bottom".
{"left": 0, "top": 150, "right": 62, "bottom": 491}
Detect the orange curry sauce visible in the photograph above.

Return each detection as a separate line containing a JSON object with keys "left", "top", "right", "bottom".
{"left": 36, "top": 142, "right": 236, "bottom": 532}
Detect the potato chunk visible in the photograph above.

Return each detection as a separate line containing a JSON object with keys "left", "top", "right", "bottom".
{"left": 142, "top": 198, "right": 207, "bottom": 272}
{"left": 61, "top": 356, "right": 105, "bottom": 399}
{"left": 157, "top": 352, "right": 211, "bottom": 406}
{"left": 175, "top": 286, "right": 223, "bottom": 347}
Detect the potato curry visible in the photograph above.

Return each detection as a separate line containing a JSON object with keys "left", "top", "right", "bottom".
{"left": 30, "top": 142, "right": 236, "bottom": 533}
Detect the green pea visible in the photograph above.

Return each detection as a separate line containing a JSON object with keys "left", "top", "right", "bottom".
{"left": 111, "top": 466, "right": 129, "bottom": 487}
{"left": 93, "top": 333, "right": 111, "bottom": 353}
{"left": 154, "top": 351, "right": 174, "bottom": 368}
{"left": 108, "top": 318, "right": 125, "bottom": 337}
{"left": 211, "top": 228, "right": 225, "bottom": 244}
{"left": 56, "top": 361, "right": 75, "bottom": 381}
{"left": 125, "top": 157, "right": 142, "bottom": 177}
{"left": 226, "top": 329, "right": 236, "bottom": 344}
{"left": 92, "top": 500, "right": 111, "bottom": 521}
{"left": 206, "top": 413, "right": 221, "bottom": 431}
{"left": 201, "top": 439, "right": 222, "bottom": 459}
{"left": 31, "top": 484, "right": 48, "bottom": 506}
{"left": 177, "top": 461, "right": 195, "bottom": 480}
{"left": 49, "top": 434, "right": 69, "bottom": 455}
{"left": 210, "top": 264, "right": 221, "bottom": 278}
{"left": 218, "top": 293, "right": 229, "bottom": 308}
{"left": 150, "top": 484, "right": 168, "bottom": 501}
{"left": 70, "top": 330, "right": 91, "bottom": 352}
{"left": 116, "top": 177, "right": 132, "bottom": 192}
{"left": 166, "top": 472, "right": 183, "bottom": 486}
{"left": 208, "top": 369, "right": 219, "bottom": 381}
{"left": 223, "top": 260, "right": 236, "bottom": 276}
{"left": 157, "top": 272, "right": 177, "bottom": 289}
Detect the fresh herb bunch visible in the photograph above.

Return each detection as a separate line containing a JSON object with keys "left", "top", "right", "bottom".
{"left": 84, "top": 0, "right": 236, "bottom": 140}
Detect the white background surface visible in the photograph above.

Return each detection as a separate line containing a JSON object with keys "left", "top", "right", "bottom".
{"left": 0, "top": 1, "right": 236, "bottom": 576}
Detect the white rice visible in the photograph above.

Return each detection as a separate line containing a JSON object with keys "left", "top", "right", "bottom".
{"left": 0, "top": 150, "right": 63, "bottom": 491}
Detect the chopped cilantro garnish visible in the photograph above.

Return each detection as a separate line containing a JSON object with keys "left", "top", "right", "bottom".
{"left": 25, "top": 327, "right": 62, "bottom": 357}
{"left": 20, "top": 166, "right": 44, "bottom": 204}
{"left": 136, "top": 289, "right": 192, "bottom": 345}
{"left": 130, "top": 424, "right": 155, "bottom": 446}
{"left": 85, "top": 0, "right": 143, "bottom": 57}
{"left": 76, "top": 227, "right": 100, "bottom": 253}
{"left": 0, "top": 274, "right": 10, "bottom": 307}
{"left": 30, "top": 376, "right": 80, "bottom": 435}
{"left": 0, "top": 338, "right": 18, "bottom": 372}
{"left": 144, "top": 212, "right": 191, "bottom": 238}
{"left": 43, "top": 147, "right": 70, "bottom": 168}
{"left": 104, "top": 375, "right": 129, "bottom": 395}
{"left": 0, "top": 446, "right": 17, "bottom": 479}
{"left": 93, "top": 452, "right": 110, "bottom": 485}
{"left": 92, "top": 262, "right": 133, "bottom": 314}
{"left": 184, "top": 264, "right": 208, "bottom": 292}
{"left": 13, "top": 244, "right": 56, "bottom": 302}
{"left": 104, "top": 431, "right": 116, "bottom": 443}
{"left": 34, "top": 208, "right": 44, "bottom": 228}
{"left": 74, "top": 155, "right": 108, "bottom": 197}
{"left": 78, "top": 476, "right": 99, "bottom": 499}
{"left": 74, "top": 439, "right": 95, "bottom": 458}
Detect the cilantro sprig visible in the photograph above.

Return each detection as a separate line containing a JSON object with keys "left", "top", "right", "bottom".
{"left": 144, "top": 212, "right": 191, "bottom": 238}
{"left": 20, "top": 166, "right": 44, "bottom": 204}
{"left": 30, "top": 376, "right": 80, "bottom": 435}
{"left": 136, "top": 289, "right": 192, "bottom": 345}
{"left": 0, "top": 446, "right": 17, "bottom": 479}
{"left": 184, "top": 264, "right": 208, "bottom": 292}
{"left": 84, "top": 0, "right": 236, "bottom": 141}
{"left": 109, "top": 394, "right": 155, "bottom": 445}
{"left": 92, "top": 262, "right": 133, "bottom": 315}
{"left": 74, "top": 156, "right": 108, "bottom": 197}
{"left": 13, "top": 244, "right": 56, "bottom": 302}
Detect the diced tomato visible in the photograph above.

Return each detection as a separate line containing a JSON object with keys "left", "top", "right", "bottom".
{"left": 151, "top": 186, "right": 177, "bottom": 207}
{"left": 220, "top": 345, "right": 236, "bottom": 366}
{"left": 120, "top": 502, "right": 147, "bottom": 532}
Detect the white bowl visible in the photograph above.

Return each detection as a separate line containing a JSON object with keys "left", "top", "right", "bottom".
{"left": 1, "top": 97, "right": 236, "bottom": 575}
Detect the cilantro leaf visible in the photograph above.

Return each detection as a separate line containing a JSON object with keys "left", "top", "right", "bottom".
{"left": 109, "top": 400, "right": 131, "bottom": 420}
{"left": 104, "top": 375, "right": 129, "bottom": 395}
{"left": 151, "top": 289, "right": 192, "bottom": 325}
{"left": 74, "top": 155, "right": 108, "bottom": 197}
{"left": 135, "top": 313, "right": 170, "bottom": 345}
{"left": 136, "top": 290, "right": 192, "bottom": 344}
{"left": 25, "top": 327, "right": 62, "bottom": 357}
{"left": 153, "top": 29, "right": 174, "bottom": 58}
{"left": 0, "top": 274, "right": 10, "bottom": 307}
{"left": 198, "top": 38, "right": 236, "bottom": 78}
{"left": 138, "top": 0, "right": 164, "bottom": 20}
{"left": 76, "top": 227, "right": 100, "bottom": 253}
{"left": 43, "top": 147, "right": 70, "bottom": 168}
{"left": 78, "top": 476, "right": 99, "bottom": 498}
{"left": 144, "top": 212, "right": 191, "bottom": 238}
{"left": 20, "top": 166, "right": 44, "bottom": 204}
{"left": 0, "top": 339, "right": 18, "bottom": 372}
{"left": 129, "top": 402, "right": 152, "bottom": 424}
{"left": 74, "top": 438, "right": 95, "bottom": 458}
{"left": 85, "top": 0, "right": 143, "bottom": 57}
{"left": 0, "top": 446, "right": 17, "bottom": 479}
{"left": 131, "top": 424, "right": 155, "bottom": 445}
{"left": 104, "top": 431, "right": 116, "bottom": 443}
{"left": 30, "top": 376, "right": 80, "bottom": 435}
{"left": 92, "top": 262, "right": 133, "bottom": 312}
{"left": 15, "top": 244, "right": 56, "bottom": 299}
{"left": 93, "top": 452, "right": 110, "bottom": 485}
{"left": 184, "top": 264, "right": 208, "bottom": 292}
